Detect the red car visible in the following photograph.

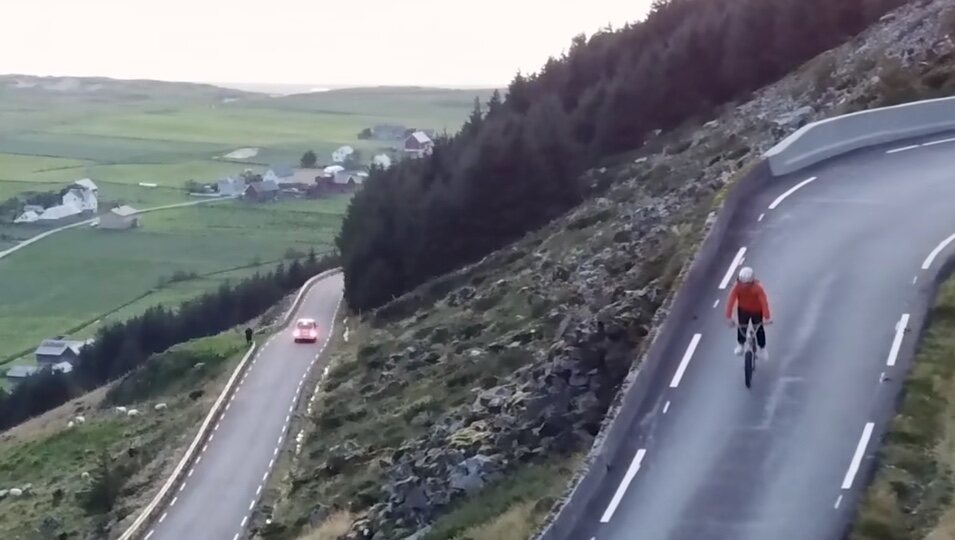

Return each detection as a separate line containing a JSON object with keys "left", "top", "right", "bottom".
{"left": 293, "top": 318, "right": 319, "bottom": 343}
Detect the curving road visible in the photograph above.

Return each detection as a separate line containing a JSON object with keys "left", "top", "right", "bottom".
{"left": 571, "top": 133, "right": 955, "bottom": 540}
{"left": 145, "top": 272, "right": 343, "bottom": 540}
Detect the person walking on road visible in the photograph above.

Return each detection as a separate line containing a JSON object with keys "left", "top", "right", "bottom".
{"left": 725, "top": 266, "right": 772, "bottom": 360}
{"left": 245, "top": 327, "right": 253, "bottom": 345}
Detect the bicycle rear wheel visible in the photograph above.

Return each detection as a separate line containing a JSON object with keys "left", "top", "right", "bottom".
{"left": 744, "top": 350, "right": 754, "bottom": 388}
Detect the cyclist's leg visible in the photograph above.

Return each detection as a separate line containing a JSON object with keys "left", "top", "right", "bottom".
{"left": 753, "top": 313, "right": 766, "bottom": 348}
{"left": 736, "top": 308, "right": 749, "bottom": 344}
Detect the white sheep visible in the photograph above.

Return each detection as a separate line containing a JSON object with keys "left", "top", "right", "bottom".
{"left": 8, "top": 488, "right": 22, "bottom": 497}
{"left": 115, "top": 406, "right": 128, "bottom": 414}
{"left": 67, "top": 421, "right": 75, "bottom": 429}
{"left": 74, "top": 415, "right": 86, "bottom": 424}
{"left": 127, "top": 409, "right": 141, "bottom": 417}
{"left": 81, "top": 472, "right": 91, "bottom": 481}
{"left": 154, "top": 403, "right": 167, "bottom": 411}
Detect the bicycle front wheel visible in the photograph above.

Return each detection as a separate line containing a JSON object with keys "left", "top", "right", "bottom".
{"left": 744, "top": 351, "right": 754, "bottom": 388}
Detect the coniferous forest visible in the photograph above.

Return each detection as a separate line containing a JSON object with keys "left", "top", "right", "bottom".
{"left": 338, "top": 0, "right": 906, "bottom": 311}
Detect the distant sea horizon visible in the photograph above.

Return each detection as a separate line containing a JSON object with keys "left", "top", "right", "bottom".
{"left": 211, "top": 81, "right": 496, "bottom": 96}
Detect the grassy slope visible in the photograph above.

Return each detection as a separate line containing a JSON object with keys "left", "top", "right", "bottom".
{"left": 0, "top": 196, "right": 347, "bottom": 364}
{"left": 851, "top": 278, "right": 955, "bottom": 540}
{"left": 0, "top": 333, "right": 248, "bottom": 540}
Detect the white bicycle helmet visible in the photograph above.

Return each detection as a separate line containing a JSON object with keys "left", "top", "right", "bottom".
{"left": 738, "top": 266, "right": 754, "bottom": 283}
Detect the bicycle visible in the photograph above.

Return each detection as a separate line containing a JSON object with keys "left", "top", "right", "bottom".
{"left": 738, "top": 322, "right": 764, "bottom": 389}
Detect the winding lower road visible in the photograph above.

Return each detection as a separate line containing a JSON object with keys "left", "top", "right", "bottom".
{"left": 572, "top": 133, "right": 955, "bottom": 540}
{"left": 145, "top": 272, "right": 343, "bottom": 540}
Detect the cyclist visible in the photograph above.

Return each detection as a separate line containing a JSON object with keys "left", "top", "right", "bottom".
{"left": 724, "top": 266, "right": 772, "bottom": 360}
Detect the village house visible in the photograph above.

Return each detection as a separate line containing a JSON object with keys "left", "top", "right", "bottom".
{"left": 35, "top": 337, "right": 86, "bottom": 367}
{"left": 244, "top": 179, "right": 280, "bottom": 202}
{"left": 217, "top": 176, "right": 247, "bottom": 197}
{"left": 14, "top": 178, "right": 99, "bottom": 223}
{"left": 333, "top": 170, "right": 369, "bottom": 186}
{"left": 4, "top": 362, "right": 72, "bottom": 383}
{"left": 98, "top": 205, "right": 141, "bottom": 230}
{"left": 403, "top": 131, "right": 434, "bottom": 159}
{"left": 264, "top": 165, "right": 295, "bottom": 185}
{"left": 290, "top": 168, "right": 323, "bottom": 186}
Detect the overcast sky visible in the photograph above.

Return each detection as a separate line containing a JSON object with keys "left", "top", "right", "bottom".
{"left": 2, "top": 0, "right": 654, "bottom": 87}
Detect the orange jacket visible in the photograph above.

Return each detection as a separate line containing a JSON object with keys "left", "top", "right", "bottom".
{"left": 725, "top": 280, "right": 771, "bottom": 319}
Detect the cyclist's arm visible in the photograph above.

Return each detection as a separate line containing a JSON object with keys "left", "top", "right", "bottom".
{"left": 724, "top": 284, "right": 738, "bottom": 319}
{"left": 758, "top": 285, "right": 771, "bottom": 320}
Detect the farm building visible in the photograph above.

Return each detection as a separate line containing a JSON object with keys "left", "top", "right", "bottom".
{"left": 334, "top": 170, "right": 368, "bottom": 186}
{"left": 290, "top": 168, "right": 323, "bottom": 185}
{"left": 99, "top": 205, "right": 141, "bottom": 230}
{"left": 35, "top": 338, "right": 86, "bottom": 367}
{"left": 245, "top": 179, "right": 280, "bottom": 202}
{"left": 5, "top": 361, "right": 73, "bottom": 383}
{"left": 37, "top": 204, "right": 82, "bottom": 221}
{"left": 264, "top": 165, "right": 295, "bottom": 185}
{"left": 14, "top": 210, "right": 40, "bottom": 224}
{"left": 403, "top": 131, "right": 434, "bottom": 159}
{"left": 16, "top": 178, "right": 99, "bottom": 223}
{"left": 217, "top": 176, "right": 247, "bottom": 196}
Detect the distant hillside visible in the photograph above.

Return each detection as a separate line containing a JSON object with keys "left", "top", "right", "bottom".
{"left": 0, "top": 74, "right": 251, "bottom": 103}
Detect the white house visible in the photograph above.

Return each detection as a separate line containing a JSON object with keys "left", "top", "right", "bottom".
{"left": 263, "top": 165, "right": 295, "bottom": 185}
{"left": 373, "top": 154, "right": 392, "bottom": 169}
{"left": 15, "top": 178, "right": 98, "bottom": 224}
{"left": 62, "top": 188, "right": 97, "bottom": 213}
{"left": 14, "top": 210, "right": 39, "bottom": 224}
{"left": 332, "top": 146, "right": 355, "bottom": 163}
{"left": 38, "top": 204, "right": 82, "bottom": 221}
{"left": 217, "top": 176, "right": 247, "bottom": 196}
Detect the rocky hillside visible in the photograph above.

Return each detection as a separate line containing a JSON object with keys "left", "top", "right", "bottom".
{"left": 258, "top": 1, "right": 955, "bottom": 539}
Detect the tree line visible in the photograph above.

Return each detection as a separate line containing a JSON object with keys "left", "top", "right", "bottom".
{"left": 0, "top": 250, "right": 338, "bottom": 431}
{"left": 337, "top": 0, "right": 906, "bottom": 311}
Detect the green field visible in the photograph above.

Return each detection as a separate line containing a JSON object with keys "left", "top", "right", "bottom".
{"left": 0, "top": 196, "right": 348, "bottom": 364}
{"left": 0, "top": 77, "right": 482, "bottom": 368}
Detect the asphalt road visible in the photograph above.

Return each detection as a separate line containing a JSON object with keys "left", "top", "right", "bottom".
{"left": 572, "top": 133, "right": 955, "bottom": 540}
{"left": 146, "top": 272, "right": 343, "bottom": 540}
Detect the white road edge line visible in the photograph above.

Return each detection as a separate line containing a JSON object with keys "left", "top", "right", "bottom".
{"left": 663, "top": 401, "right": 671, "bottom": 414}
{"left": 262, "top": 471, "right": 269, "bottom": 482}
{"left": 718, "top": 248, "right": 747, "bottom": 290}
{"left": 841, "top": 422, "right": 875, "bottom": 490}
{"left": 159, "top": 512, "right": 167, "bottom": 524}
{"left": 256, "top": 485, "right": 263, "bottom": 496}
{"left": 886, "top": 144, "right": 920, "bottom": 154}
{"left": 269, "top": 457, "right": 275, "bottom": 469}
{"left": 170, "top": 496, "right": 178, "bottom": 507}
{"left": 712, "top": 299, "right": 719, "bottom": 309}
{"left": 600, "top": 448, "right": 647, "bottom": 523}
{"left": 834, "top": 495, "right": 843, "bottom": 509}
{"left": 922, "top": 231, "right": 955, "bottom": 270}
{"left": 240, "top": 515, "right": 248, "bottom": 528}
{"left": 768, "top": 176, "right": 817, "bottom": 210}
{"left": 145, "top": 531, "right": 155, "bottom": 540}
{"left": 922, "top": 136, "right": 955, "bottom": 147}
{"left": 886, "top": 313, "right": 910, "bottom": 367}
{"left": 758, "top": 213, "right": 765, "bottom": 222}
{"left": 670, "top": 334, "right": 703, "bottom": 389}
{"left": 249, "top": 499, "right": 256, "bottom": 511}
{"left": 233, "top": 533, "right": 240, "bottom": 540}
{"left": 179, "top": 483, "right": 186, "bottom": 493}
